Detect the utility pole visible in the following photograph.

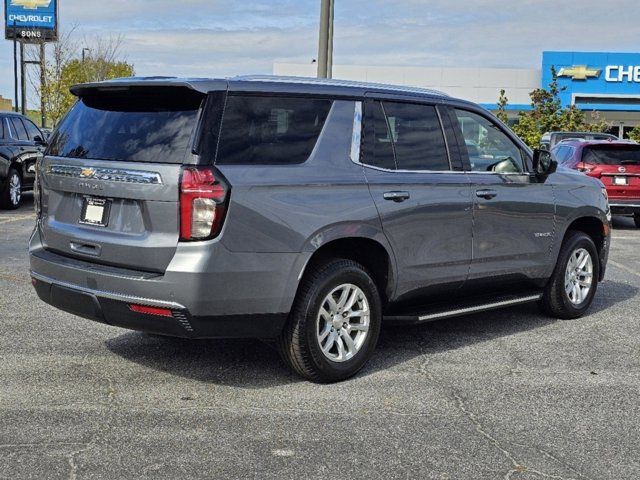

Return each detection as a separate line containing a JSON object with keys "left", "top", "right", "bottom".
{"left": 317, "top": 0, "right": 334, "bottom": 79}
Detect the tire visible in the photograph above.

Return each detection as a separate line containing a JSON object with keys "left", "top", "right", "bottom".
{"left": 0, "top": 168, "right": 22, "bottom": 210}
{"left": 634, "top": 213, "right": 640, "bottom": 229}
{"left": 540, "top": 231, "right": 600, "bottom": 319}
{"left": 278, "top": 259, "right": 382, "bottom": 383}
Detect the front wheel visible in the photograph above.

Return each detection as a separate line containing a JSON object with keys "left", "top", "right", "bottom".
{"left": 278, "top": 259, "right": 382, "bottom": 383}
{"left": 540, "top": 231, "right": 599, "bottom": 319}
{"left": 634, "top": 213, "right": 640, "bottom": 228}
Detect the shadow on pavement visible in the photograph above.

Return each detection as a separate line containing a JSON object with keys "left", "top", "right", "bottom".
{"left": 105, "top": 280, "right": 637, "bottom": 387}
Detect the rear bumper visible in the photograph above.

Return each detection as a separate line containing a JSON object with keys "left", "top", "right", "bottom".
{"left": 31, "top": 272, "right": 286, "bottom": 338}
{"left": 29, "top": 228, "right": 308, "bottom": 339}
{"left": 609, "top": 200, "right": 640, "bottom": 215}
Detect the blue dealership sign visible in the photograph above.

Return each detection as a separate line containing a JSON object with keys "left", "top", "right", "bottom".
{"left": 542, "top": 51, "right": 640, "bottom": 112}
{"left": 4, "top": 0, "right": 58, "bottom": 42}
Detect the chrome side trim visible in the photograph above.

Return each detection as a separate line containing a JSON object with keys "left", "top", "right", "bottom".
{"left": 30, "top": 271, "right": 186, "bottom": 310}
{"left": 417, "top": 294, "right": 542, "bottom": 322}
{"left": 46, "top": 164, "right": 163, "bottom": 185}
{"left": 350, "top": 101, "right": 363, "bottom": 163}
{"left": 609, "top": 203, "right": 640, "bottom": 208}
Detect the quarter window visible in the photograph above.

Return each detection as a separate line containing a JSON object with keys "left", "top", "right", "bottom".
{"left": 216, "top": 96, "right": 332, "bottom": 165}
{"left": 382, "top": 102, "right": 450, "bottom": 171}
{"left": 454, "top": 109, "right": 523, "bottom": 173}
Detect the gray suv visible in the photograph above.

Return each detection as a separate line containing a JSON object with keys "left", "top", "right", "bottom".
{"left": 29, "top": 76, "right": 611, "bottom": 382}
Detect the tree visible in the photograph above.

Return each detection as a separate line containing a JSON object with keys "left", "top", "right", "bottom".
{"left": 627, "top": 124, "right": 640, "bottom": 142}
{"left": 33, "top": 33, "right": 134, "bottom": 126}
{"left": 496, "top": 89, "right": 509, "bottom": 125}
{"left": 506, "top": 67, "right": 610, "bottom": 148}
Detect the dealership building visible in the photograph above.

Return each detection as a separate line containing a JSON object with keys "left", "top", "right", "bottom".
{"left": 275, "top": 51, "right": 640, "bottom": 138}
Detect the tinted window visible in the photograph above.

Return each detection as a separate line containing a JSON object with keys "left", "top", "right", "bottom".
{"left": 10, "top": 117, "right": 28, "bottom": 141}
{"left": 23, "top": 119, "right": 42, "bottom": 140}
{"left": 48, "top": 90, "right": 203, "bottom": 163}
{"left": 0, "top": 118, "right": 6, "bottom": 140}
{"left": 582, "top": 144, "right": 640, "bottom": 165}
{"left": 362, "top": 100, "right": 396, "bottom": 170}
{"left": 382, "top": 102, "right": 449, "bottom": 171}
{"left": 455, "top": 109, "right": 523, "bottom": 173}
{"left": 216, "top": 96, "right": 332, "bottom": 165}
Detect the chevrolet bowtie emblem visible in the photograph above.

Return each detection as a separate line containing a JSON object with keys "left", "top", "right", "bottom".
{"left": 80, "top": 168, "right": 96, "bottom": 178}
{"left": 10, "top": 0, "right": 51, "bottom": 9}
{"left": 558, "top": 65, "right": 601, "bottom": 81}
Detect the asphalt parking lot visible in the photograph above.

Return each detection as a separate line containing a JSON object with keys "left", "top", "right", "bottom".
{"left": 1, "top": 195, "right": 639, "bottom": 480}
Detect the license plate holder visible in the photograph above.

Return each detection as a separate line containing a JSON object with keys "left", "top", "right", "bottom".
{"left": 80, "top": 196, "right": 111, "bottom": 227}
{"left": 613, "top": 176, "right": 628, "bottom": 186}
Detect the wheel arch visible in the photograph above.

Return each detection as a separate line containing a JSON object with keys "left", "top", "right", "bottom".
{"left": 297, "top": 235, "right": 397, "bottom": 307}
{"left": 562, "top": 215, "right": 608, "bottom": 281}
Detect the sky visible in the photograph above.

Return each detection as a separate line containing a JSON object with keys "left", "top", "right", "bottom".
{"left": 1, "top": 0, "right": 639, "bottom": 105}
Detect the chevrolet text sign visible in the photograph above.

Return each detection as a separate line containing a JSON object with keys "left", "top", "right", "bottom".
{"left": 543, "top": 51, "right": 640, "bottom": 112}
{"left": 4, "top": 0, "right": 58, "bottom": 42}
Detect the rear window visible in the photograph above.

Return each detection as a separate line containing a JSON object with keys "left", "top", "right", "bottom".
{"left": 216, "top": 95, "right": 332, "bottom": 165}
{"left": 582, "top": 145, "right": 640, "bottom": 165}
{"left": 48, "top": 89, "right": 203, "bottom": 163}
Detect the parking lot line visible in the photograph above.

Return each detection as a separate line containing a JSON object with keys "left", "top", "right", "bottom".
{"left": 0, "top": 214, "right": 35, "bottom": 225}
{"left": 609, "top": 259, "right": 640, "bottom": 278}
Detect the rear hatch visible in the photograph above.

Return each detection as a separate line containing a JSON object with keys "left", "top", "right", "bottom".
{"left": 581, "top": 144, "right": 640, "bottom": 200}
{"left": 38, "top": 86, "right": 205, "bottom": 272}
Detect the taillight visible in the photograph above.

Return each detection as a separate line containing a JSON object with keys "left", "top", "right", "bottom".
{"left": 577, "top": 162, "right": 595, "bottom": 173}
{"left": 179, "top": 167, "right": 229, "bottom": 241}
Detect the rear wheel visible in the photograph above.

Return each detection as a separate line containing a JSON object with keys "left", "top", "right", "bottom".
{"left": 278, "top": 259, "right": 382, "bottom": 383}
{"left": 0, "top": 168, "right": 22, "bottom": 210}
{"left": 634, "top": 213, "right": 640, "bottom": 228}
{"left": 540, "top": 231, "right": 599, "bottom": 319}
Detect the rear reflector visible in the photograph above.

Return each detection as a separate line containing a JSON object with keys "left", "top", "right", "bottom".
{"left": 180, "top": 167, "right": 228, "bottom": 241}
{"left": 129, "top": 304, "right": 174, "bottom": 317}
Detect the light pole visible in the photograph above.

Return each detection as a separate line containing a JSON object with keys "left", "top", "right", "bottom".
{"left": 82, "top": 48, "right": 91, "bottom": 63}
{"left": 317, "top": 0, "right": 334, "bottom": 79}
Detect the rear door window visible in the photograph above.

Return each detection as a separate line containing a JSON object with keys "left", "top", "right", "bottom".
{"left": 216, "top": 95, "right": 332, "bottom": 165}
{"left": 582, "top": 145, "right": 640, "bottom": 165}
{"left": 361, "top": 100, "right": 396, "bottom": 170}
{"left": 382, "top": 101, "right": 450, "bottom": 171}
{"left": 10, "top": 117, "right": 28, "bottom": 141}
{"left": 47, "top": 89, "right": 203, "bottom": 163}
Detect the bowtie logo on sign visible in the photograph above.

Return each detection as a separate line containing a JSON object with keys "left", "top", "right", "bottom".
{"left": 557, "top": 65, "right": 601, "bottom": 81}
{"left": 10, "top": 0, "right": 51, "bottom": 9}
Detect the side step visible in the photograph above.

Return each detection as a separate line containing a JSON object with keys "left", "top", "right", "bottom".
{"left": 384, "top": 293, "right": 543, "bottom": 324}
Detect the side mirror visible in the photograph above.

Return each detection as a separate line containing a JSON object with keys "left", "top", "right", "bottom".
{"left": 532, "top": 149, "right": 557, "bottom": 176}
{"left": 33, "top": 135, "right": 47, "bottom": 146}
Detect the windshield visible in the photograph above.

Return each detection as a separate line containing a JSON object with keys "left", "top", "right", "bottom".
{"left": 582, "top": 145, "right": 640, "bottom": 165}
{"left": 47, "top": 89, "right": 203, "bottom": 163}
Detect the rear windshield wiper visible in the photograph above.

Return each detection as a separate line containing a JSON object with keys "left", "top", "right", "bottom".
{"left": 621, "top": 160, "right": 640, "bottom": 165}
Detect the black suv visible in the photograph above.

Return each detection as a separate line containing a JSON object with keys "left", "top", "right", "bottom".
{"left": 0, "top": 112, "right": 46, "bottom": 209}
{"left": 30, "top": 76, "right": 611, "bottom": 382}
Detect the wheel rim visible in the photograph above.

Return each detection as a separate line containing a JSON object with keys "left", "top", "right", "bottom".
{"left": 9, "top": 173, "right": 21, "bottom": 206}
{"left": 316, "top": 283, "right": 370, "bottom": 363}
{"left": 564, "top": 248, "right": 593, "bottom": 305}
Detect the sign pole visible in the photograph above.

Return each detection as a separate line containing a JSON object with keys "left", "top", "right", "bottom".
{"left": 40, "top": 43, "right": 46, "bottom": 128}
{"left": 20, "top": 40, "right": 26, "bottom": 115}
{"left": 13, "top": 21, "right": 19, "bottom": 112}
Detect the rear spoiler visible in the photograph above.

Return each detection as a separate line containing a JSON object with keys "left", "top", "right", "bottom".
{"left": 70, "top": 77, "right": 228, "bottom": 97}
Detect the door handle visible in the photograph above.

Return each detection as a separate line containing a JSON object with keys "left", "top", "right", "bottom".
{"left": 475, "top": 189, "right": 498, "bottom": 200}
{"left": 383, "top": 191, "right": 410, "bottom": 202}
